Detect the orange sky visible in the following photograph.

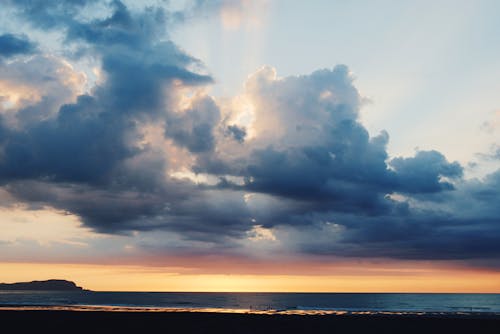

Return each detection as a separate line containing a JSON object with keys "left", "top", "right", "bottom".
{"left": 1, "top": 262, "right": 499, "bottom": 293}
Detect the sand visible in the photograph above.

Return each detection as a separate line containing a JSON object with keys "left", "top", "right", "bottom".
{"left": 0, "top": 307, "right": 498, "bottom": 333}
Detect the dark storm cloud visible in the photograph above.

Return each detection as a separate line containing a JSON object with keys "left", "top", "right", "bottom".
{"left": 0, "top": 0, "right": 499, "bottom": 265}
{"left": 0, "top": 1, "right": 217, "bottom": 234}
{"left": 195, "top": 65, "right": 497, "bottom": 262}
{"left": 390, "top": 150, "right": 463, "bottom": 193}
{"left": 307, "top": 221, "right": 500, "bottom": 261}
{"left": 275, "top": 169, "right": 500, "bottom": 262}
{"left": 243, "top": 141, "right": 391, "bottom": 215}
{"left": 0, "top": 0, "right": 211, "bottom": 185}
{"left": 218, "top": 68, "right": 463, "bottom": 216}
{"left": 4, "top": 179, "right": 254, "bottom": 241}
{"left": 0, "top": 34, "right": 36, "bottom": 58}
{"left": 0, "top": 94, "right": 134, "bottom": 184}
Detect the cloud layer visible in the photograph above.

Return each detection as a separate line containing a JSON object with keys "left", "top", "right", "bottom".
{"left": 0, "top": 34, "right": 36, "bottom": 58}
{"left": 0, "top": 0, "right": 499, "bottom": 266}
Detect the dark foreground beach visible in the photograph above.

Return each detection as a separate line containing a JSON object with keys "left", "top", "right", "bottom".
{"left": 0, "top": 308, "right": 498, "bottom": 334}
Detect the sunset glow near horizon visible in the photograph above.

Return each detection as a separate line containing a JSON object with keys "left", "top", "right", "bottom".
{"left": 0, "top": 1, "right": 499, "bottom": 293}
{"left": 2, "top": 262, "right": 500, "bottom": 293}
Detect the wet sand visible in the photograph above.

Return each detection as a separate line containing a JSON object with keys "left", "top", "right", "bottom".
{"left": 0, "top": 307, "right": 498, "bottom": 333}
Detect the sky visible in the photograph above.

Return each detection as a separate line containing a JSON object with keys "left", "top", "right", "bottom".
{"left": 0, "top": 0, "right": 499, "bottom": 292}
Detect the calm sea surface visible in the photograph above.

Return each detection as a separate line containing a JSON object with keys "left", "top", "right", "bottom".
{"left": 0, "top": 292, "right": 499, "bottom": 313}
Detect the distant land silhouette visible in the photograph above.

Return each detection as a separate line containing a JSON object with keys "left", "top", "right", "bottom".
{"left": 0, "top": 279, "right": 85, "bottom": 291}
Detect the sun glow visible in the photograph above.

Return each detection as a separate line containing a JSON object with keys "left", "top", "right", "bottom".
{"left": 0, "top": 81, "right": 41, "bottom": 108}
{"left": 219, "top": 94, "right": 257, "bottom": 140}
{"left": 1, "top": 263, "right": 499, "bottom": 293}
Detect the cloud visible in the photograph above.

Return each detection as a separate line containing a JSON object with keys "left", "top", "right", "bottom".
{"left": 225, "top": 125, "right": 246, "bottom": 143}
{"left": 494, "top": 146, "right": 500, "bottom": 160}
{"left": 166, "top": 95, "right": 221, "bottom": 153}
{"left": 390, "top": 150, "right": 463, "bottom": 193}
{"left": 0, "top": 0, "right": 499, "bottom": 267}
{"left": 0, "top": 34, "right": 36, "bottom": 58}
{"left": 0, "top": 0, "right": 219, "bottom": 236}
{"left": 205, "top": 66, "right": 462, "bottom": 216}
{"left": 0, "top": 55, "right": 86, "bottom": 126}
{"left": 0, "top": 1, "right": 211, "bottom": 184}
{"left": 480, "top": 110, "right": 500, "bottom": 133}
{"left": 5, "top": 0, "right": 97, "bottom": 30}
{"left": 477, "top": 144, "right": 500, "bottom": 161}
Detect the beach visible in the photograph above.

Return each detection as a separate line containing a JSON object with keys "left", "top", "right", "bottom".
{"left": 0, "top": 308, "right": 498, "bottom": 334}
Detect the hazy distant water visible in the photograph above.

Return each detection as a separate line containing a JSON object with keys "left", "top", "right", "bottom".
{"left": 0, "top": 292, "right": 499, "bottom": 313}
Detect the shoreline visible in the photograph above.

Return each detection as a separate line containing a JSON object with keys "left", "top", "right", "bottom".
{"left": 0, "top": 304, "right": 499, "bottom": 318}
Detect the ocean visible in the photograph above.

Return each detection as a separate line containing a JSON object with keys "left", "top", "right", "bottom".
{"left": 0, "top": 292, "right": 499, "bottom": 313}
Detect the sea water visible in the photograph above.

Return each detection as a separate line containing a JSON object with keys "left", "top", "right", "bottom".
{"left": 0, "top": 292, "right": 499, "bottom": 313}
